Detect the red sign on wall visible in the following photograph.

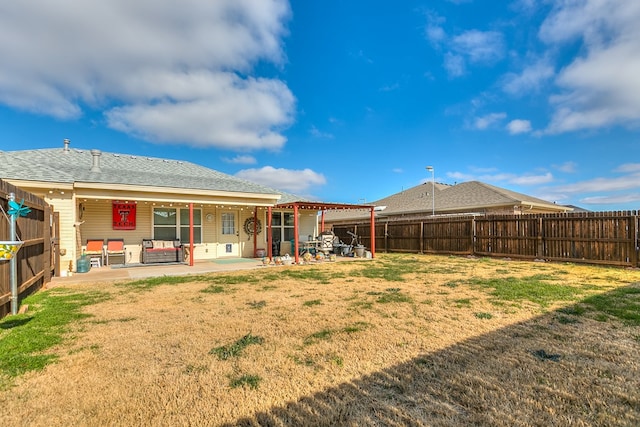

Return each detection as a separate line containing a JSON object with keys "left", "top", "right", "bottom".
{"left": 112, "top": 201, "right": 136, "bottom": 230}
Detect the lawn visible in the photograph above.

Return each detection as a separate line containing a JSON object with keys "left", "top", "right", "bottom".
{"left": 0, "top": 254, "right": 639, "bottom": 426}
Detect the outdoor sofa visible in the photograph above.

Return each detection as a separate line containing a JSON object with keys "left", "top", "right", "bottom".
{"left": 141, "top": 239, "right": 184, "bottom": 264}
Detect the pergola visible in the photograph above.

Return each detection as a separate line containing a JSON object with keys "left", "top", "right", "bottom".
{"left": 265, "top": 201, "right": 376, "bottom": 265}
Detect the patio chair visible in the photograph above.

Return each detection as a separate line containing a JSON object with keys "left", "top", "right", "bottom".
{"left": 105, "top": 239, "right": 126, "bottom": 265}
{"left": 84, "top": 239, "right": 104, "bottom": 267}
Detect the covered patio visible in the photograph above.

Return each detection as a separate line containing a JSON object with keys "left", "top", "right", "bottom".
{"left": 265, "top": 201, "right": 376, "bottom": 265}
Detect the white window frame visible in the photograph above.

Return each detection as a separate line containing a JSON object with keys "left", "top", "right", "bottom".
{"left": 221, "top": 212, "right": 235, "bottom": 235}
{"left": 153, "top": 207, "right": 202, "bottom": 244}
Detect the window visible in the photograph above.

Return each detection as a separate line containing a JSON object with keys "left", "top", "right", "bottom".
{"left": 271, "top": 211, "right": 295, "bottom": 242}
{"left": 221, "top": 212, "right": 235, "bottom": 235}
{"left": 153, "top": 207, "right": 202, "bottom": 244}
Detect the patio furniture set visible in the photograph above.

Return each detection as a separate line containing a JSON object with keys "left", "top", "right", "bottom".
{"left": 84, "top": 238, "right": 185, "bottom": 267}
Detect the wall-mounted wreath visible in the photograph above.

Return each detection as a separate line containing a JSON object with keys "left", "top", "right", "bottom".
{"left": 243, "top": 217, "right": 262, "bottom": 237}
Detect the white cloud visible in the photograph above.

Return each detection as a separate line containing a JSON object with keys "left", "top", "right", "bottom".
{"left": 222, "top": 155, "right": 257, "bottom": 165}
{"left": 424, "top": 11, "right": 446, "bottom": 46}
{"left": 451, "top": 30, "right": 505, "bottom": 64}
{"left": 447, "top": 170, "right": 553, "bottom": 186}
{"left": 506, "top": 119, "right": 532, "bottom": 134}
{"left": 474, "top": 112, "right": 506, "bottom": 130}
{"left": 539, "top": 1, "right": 640, "bottom": 133}
{"left": 554, "top": 161, "right": 577, "bottom": 173}
{"left": 615, "top": 163, "right": 640, "bottom": 173}
{"left": 0, "top": 0, "right": 294, "bottom": 150}
{"left": 424, "top": 12, "right": 505, "bottom": 78}
{"left": 536, "top": 164, "right": 640, "bottom": 206}
{"left": 444, "top": 53, "right": 466, "bottom": 77}
{"left": 510, "top": 173, "right": 553, "bottom": 185}
{"left": 309, "top": 125, "right": 334, "bottom": 139}
{"left": 501, "top": 58, "right": 555, "bottom": 96}
{"left": 235, "top": 166, "right": 326, "bottom": 193}
{"left": 546, "top": 176, "right": 640, "bottom": 195}
{"left": 580, "top": 194, "right": 640, "bottom": 205}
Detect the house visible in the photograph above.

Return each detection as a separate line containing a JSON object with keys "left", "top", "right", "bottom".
{"left": 0, "top": 140, "right": 324, "bottom": 269}
{"left": 325, "top": 180, "right": 572, "bottom": 226}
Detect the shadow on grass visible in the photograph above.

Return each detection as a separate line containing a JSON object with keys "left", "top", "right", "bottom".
{"left": 225, "top": 284, "right": 640, "bottom": 426}
{"left": 0, "top": 317, "right": 32, "bottom": 330}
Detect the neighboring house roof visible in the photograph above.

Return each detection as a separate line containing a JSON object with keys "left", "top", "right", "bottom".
{"left": 325, "top": 180, "right": 570, "bottom": 223}
{"left": 0, "top": 147, "right": 294, "bottom": 199}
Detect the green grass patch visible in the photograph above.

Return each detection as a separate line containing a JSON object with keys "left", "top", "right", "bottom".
{"left": 454, "top": 298, "right": 472, "bottom": 307}
{"left": 229, "top": 374, "right": 262, "bottom": 389}
{"left": 209, "top": 333, "right": 264, "bottom": 360}
{"left": 201, "top": 285, "right": 225, "bottom": 294}
{"left": 207, "top": 274, "right": 260, "bottom": 285}
{"left": 304, "top": 329, "right": 333, "bottom": 345}
{"left": 376, "top": 288, "right": 412, "bottom": 304}
{"left": 273, "top": 268, "right": 345, "bottom": 284}
{"left": 303, "top": 299, "right": 322, "bottom": 307}
{"left": 0, "top": 289, "right": 108, "bottom": 387}
{"left": 467, "top": 274, "right": 582, "bottom": 307}
{"left": 474, "top": 312, "right": 493, "bottom": 319}
{"left": 557, "top": 305, "right": 587, "bottom": 316}
{"left": 118, "top": 275, "right": 202, "bottom": 291}
{"left": 350, "top": 300, "right": 374, "bottom": 310}
{"left": 443, "top": 281, "right": 461, "bottom": 288}
{"left": 342, "top": 321, "right": 370, "bottom": 333}
{"left": 580, "top": 284, "right": 640, "bottom": 325}
{"left": 356, "top": 265, "right": 406, "bottom": 282}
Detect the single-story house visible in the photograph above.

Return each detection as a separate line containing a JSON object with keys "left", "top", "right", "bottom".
{"left": 1, "top": 140, "right": 335, "bottom": 269}
{"left": 325, "top": 180, "right": 572, "bottom": 226}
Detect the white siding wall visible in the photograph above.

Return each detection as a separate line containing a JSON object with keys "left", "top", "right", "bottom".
{"left": 45, "top": 194, "right": 76, "bottom": 271}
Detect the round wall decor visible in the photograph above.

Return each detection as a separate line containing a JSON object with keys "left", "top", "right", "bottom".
{"left": 243, "top": 217, "right": 262, "bottom": 236}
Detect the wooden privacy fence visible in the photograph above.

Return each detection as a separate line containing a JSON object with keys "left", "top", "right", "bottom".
{"left": 333, "top": 211, "right": 640, "bottom": 268}
{"left": 1, "top": 179, "right": 59, "bottom": 318}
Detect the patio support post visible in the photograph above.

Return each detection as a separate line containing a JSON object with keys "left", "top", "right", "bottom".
{"left": 321, "top": 210, "right": 325, "bottom": 232}
{"left": 267, "top": 206, "right": 273, "bottom": 261}
{"left": 253, "top": 207, "right": 258, "bottom": 258}
{"left": 189, "top": 203, "right": 194, "bottom": 266}
{"left": 370, "top": 207, "right": 376, "bottom": 258}
{"left": 294, "top": 204, "right": 300, "bottom": 265}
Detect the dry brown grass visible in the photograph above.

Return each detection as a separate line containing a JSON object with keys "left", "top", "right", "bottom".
{"left": 1, "top": 254, "right": 639, "bottom": 426}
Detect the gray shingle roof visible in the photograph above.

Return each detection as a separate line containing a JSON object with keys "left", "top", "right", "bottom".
{"left": 0, "top": 147, "right": 289, "bottom": 196}
{"left": 325, "top": 180, "right": 568, "bottom": 222}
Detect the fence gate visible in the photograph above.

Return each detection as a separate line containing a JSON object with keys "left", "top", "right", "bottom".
{"left": 1, "top": 179, "right": 59, "bottom": 319}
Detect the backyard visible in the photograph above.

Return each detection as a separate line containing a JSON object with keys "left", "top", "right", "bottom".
{"left": 0, "top": 254, "right": 639, "bottom": 426}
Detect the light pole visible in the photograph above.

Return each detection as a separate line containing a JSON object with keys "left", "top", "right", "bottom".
{"left": 426, "top": 166, "right": 435, "bottom": 215}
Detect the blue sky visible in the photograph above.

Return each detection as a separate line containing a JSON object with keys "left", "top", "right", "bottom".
{"left": 1, "top": 0, "right": 639, "bottom": 211}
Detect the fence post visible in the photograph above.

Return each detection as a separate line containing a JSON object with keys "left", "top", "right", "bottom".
{"left": 384, "top": 222, "right": 388, "bottom": 253}
{"left": 8, "top": 192, "right": 18, "bottom": 315}
{"left": 537, "top": 217, "right": 544, "bottom": 259}
{"left": 471, "top": 217, "right": 476, "bottom": 256}
{"left": 633, "top": 212, "right": 639, "bottom": 268}
{"left": 420, "top": 221, "right": 424, "bottom": 254}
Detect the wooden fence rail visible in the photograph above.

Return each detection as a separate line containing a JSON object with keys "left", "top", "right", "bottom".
{"left": 1, "top": 180, "right": 59, "bottom": 318}
{"left": 333, "top": 211, "right": 640, "bottom": 268}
